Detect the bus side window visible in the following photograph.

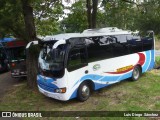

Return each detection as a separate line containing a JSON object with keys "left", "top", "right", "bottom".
{"left": 67, "top": 47, "right": 87, "bottom": 72}
{"left": 142, "top": 37, "right": 153, "bottom": 51}
{"left": 112, "top": 35, "right": 130, "bottom": 57}
{"left": 126, "top": 34, "right": 143, "bottom": 54}
{"left": 87, "top": 38, "right": 113, "bottom": 62}
{"left": 112, "top": 43, "right": 129, "bottom": 57}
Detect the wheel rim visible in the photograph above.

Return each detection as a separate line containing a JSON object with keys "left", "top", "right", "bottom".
{"left": 133, "top": 68, "right": 139, "bottom": 80}
{"left": 81, "top": 85, "right": 90, "bottom": 98}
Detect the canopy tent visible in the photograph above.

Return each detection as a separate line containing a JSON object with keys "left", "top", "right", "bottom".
{"left": 0, "top": 38, "right": 15, "bottom": 43}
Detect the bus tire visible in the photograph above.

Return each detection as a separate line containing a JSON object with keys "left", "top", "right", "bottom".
{"left": 77, "top": 82, "right": 90, "bottom": 102}
{"left": 132, "top": 66, "right": 141, "bottom": 81}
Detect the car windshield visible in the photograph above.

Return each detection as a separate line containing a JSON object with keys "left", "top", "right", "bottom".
{"left": 39, "top": 44, "right": 66, "bottom": 71}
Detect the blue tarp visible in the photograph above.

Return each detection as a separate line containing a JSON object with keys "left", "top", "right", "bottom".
{"left": 0, "top": 38, "right": 15, "bottom": 43}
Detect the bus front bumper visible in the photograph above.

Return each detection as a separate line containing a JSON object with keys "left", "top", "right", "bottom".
{"left": 38, "top": 85, "right": 69, "bottom": 101}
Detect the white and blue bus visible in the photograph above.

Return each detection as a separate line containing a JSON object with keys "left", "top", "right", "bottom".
{"left": 28, "top": 27, "right": 155, "bottom": 101}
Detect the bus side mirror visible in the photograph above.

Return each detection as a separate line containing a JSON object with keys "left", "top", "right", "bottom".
{"left": 26, "top": 41, "right": 38, "bottom": 49}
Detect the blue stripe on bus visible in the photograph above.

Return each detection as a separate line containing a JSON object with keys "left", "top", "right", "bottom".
{"left": 142, "top": 51, "right": 151, "bottom": 73}
{"left": 147, "top": 50, "right": 155, "bottom": 70}
{"left": 37, "top": 75, "right": 58, "bottom": 92}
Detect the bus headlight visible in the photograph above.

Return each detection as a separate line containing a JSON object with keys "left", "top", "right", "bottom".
{"left": 54, "top": 87, "right": 66, "bottom": 93}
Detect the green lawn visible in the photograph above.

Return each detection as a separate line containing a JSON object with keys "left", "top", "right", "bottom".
{"left": 0, "top": 69, "right": 160, "bottom": 120}
{"left": 155, "top": 56, "right": 160, "bottom": 67}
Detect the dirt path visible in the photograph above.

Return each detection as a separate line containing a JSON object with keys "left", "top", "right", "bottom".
{"left": 0, "top": 72, "right": 22, "bottom": 100}
{"left": 0, "top": 72, "right": 24, "bottom": 119}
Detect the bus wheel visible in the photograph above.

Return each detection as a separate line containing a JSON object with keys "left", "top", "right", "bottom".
{"left": 77, "top": 82, "right": 90, "bottom": 102}
{"left": 132, "top": 66, "right": 141, "bottom": 81}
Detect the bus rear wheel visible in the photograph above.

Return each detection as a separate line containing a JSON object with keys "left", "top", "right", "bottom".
{"left": 77, "top": 82, "right": 90, "bottom": 102}
{"left": 132, "top": 66, "right": 141, "bottom": 81}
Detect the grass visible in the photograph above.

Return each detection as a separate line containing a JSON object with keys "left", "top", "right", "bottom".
{"left": 155, "top": 56, "right": 160, "bottom": 68}
{"left": 0, "top": 69, "right": 160, "bottom": 120}
{"left": 155, "top": 36, "right": 160, "bottom": 50}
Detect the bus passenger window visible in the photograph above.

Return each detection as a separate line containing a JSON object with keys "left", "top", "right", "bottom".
{"left": 112, "top": 43, "right": 129, "bottom": 57}
{"left": 142, "top": 38, "right": 153, "bottom": 51}
{"left": 87, "top": 44, "right": 113, "bottom": 62}
{"left": 67, "top": 47, "right": 87, "bottom": 72}
{"left": 127, "top": 34, "right": 143, "bottom": 54}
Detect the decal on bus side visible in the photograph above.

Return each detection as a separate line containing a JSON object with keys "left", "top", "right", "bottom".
{"left": 117, "top": 65, "right": 133, "bottom": 72}
{"left": 93, "top": 64, "right": 100, "bottom": 71}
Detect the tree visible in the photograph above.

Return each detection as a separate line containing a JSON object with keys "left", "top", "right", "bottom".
{"left": 21, "top": 0, "right": 63, "bottom": 88}
{"left": 0, "top": 0, "right": 64, "bottom": 88}
{"left": 86, "top": 0, "right": 99, "bottom": 28}
{"left": 61, "top": 0, "right": 88, "bottom": 32}
{"left": 0, "top": 0, "right": 26, "bottom": 38}
{"left": 101, "top": 0, "right": 137, "bottom": 30}
{"left": 21, "top": 0, "right": 38, "bottom": 88}
{"left": 34, "top": 0, "right": 63, "bottom": 35}
{"left": 135, "top": 0, "right": 160, "bottom": 34}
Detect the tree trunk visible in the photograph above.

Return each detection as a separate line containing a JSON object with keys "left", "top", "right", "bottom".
{"left": 21, "top": 0, "right": 38, "bottom": 89}
{"left": 86, "top": 0, "right": 92, "bottom": 28}
{"left": 86, "top": 0, "right": 98, "bottom": 29}
{"left": 92, "top": 0, "right": 98, "bottom": 28}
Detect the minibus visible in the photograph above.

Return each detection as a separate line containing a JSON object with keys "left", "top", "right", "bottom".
{"left": 27, "top": 27, "right": 155, "bottom": 101}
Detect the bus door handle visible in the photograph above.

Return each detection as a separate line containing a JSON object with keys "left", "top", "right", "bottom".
{"left": 85, "top": 70, "right": 88, "bottom": 74}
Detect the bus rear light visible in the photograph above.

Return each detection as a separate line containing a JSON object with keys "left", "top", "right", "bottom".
{"left": 54, "top": 87, "right": 66, "bottom": 93}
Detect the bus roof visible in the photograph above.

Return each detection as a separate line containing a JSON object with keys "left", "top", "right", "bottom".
{"left": 42, "top": 27, "right": 132, "bottom": 42}
{"left": 83, "top": 27, "right": 127, "bottom": 33}
{"left": 42, "top": 33, "right": 81, "bottom": 41}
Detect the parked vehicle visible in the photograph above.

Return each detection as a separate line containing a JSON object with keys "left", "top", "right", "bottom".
{"left": 0, "top": 46, "right": 9, "bottom": 72}
{"left": 0, "top": 38, "right": 15, "bottom": 72}
{"left": 27, "top": 27, "right": 155, "bottom": 101}
{"left": 6, "top": 40, "right": 27, "bottom": 77}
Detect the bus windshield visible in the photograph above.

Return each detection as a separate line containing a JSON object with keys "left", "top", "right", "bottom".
{"left": 39, "top": 44, "right": 66, "bottom": 72}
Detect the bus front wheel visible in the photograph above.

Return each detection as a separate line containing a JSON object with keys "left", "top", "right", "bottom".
{"left": 77, "top": 82, "right": 90, "bottom": 102}
{"left": 132, "top": 66, "right": 141, "bottom": 81}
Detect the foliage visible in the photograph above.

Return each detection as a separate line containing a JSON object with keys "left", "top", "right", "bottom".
{"left": 0, "top": 0, "right": 63, "bottom": 39}
{"left": 155, "top": 56, "right": 160, "bottom": 68}
{"left": 34, "top": 0, "right": 160, "bottom": 35}
{"left": 135, "top": 0, "right": 160, "bottom": 34}
{"left": 60, "top": 0, "right": 88, "bottom": 33}
{"left": 0, "top": 0, "right": 26, "bottom": 38}
{"left": 62, "top": 0, "right": 138, "bottom": 32}
{"left": 33, "top": 0, "right": 63, "bottom": 35}
{"left": 1, "top": 0, "right": 160, "bottom": 37}
{"left": 36, "top": 19, "right": 61, "bottom": 36}
{"left": 100, "top": 0, "right": 137, "bottom": 30}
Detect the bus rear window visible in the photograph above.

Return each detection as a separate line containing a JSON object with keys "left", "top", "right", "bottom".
{"left": 7, "top": 47, "right": 26, "bottom": 60}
